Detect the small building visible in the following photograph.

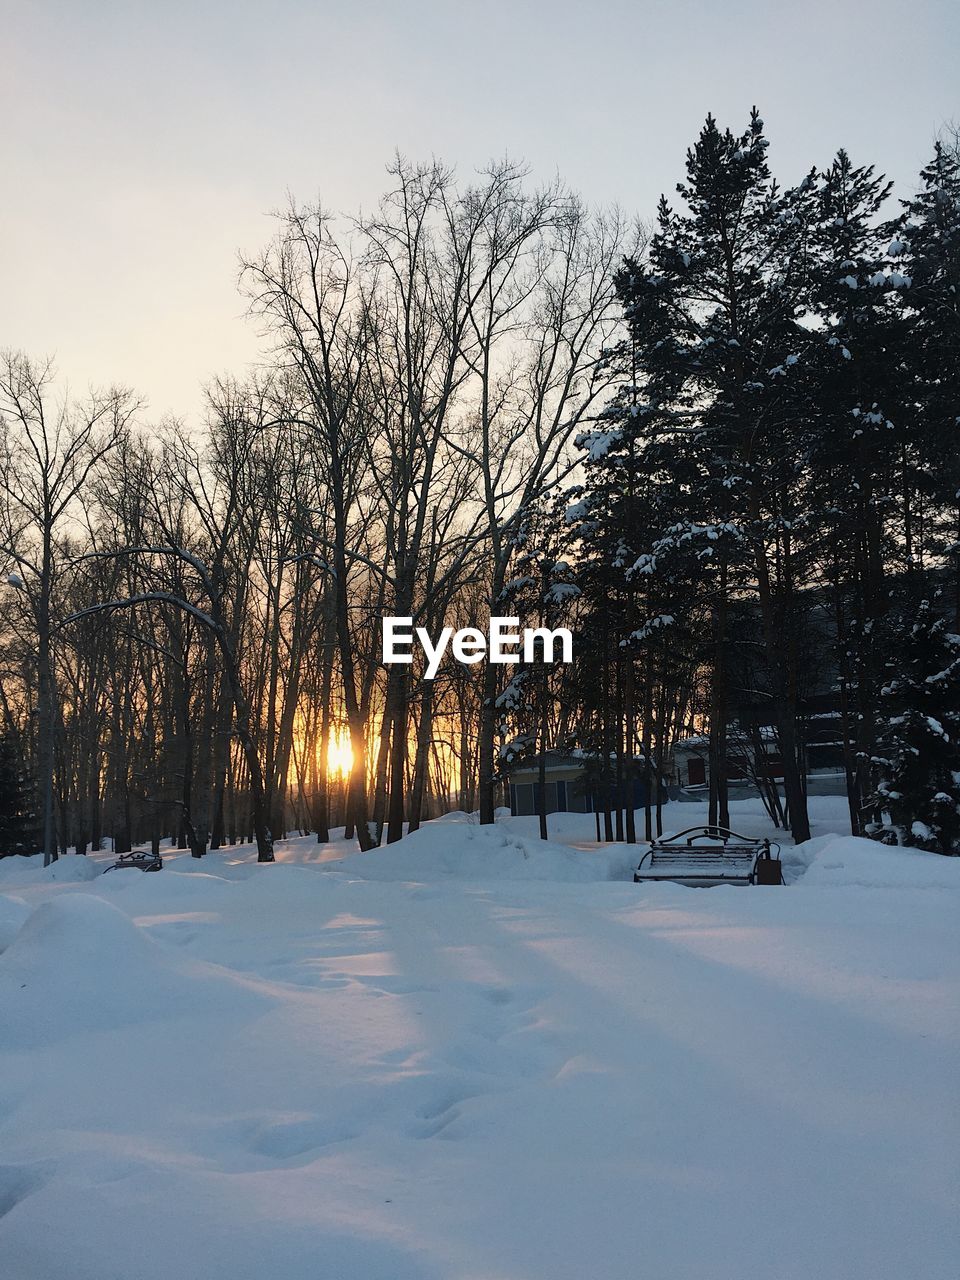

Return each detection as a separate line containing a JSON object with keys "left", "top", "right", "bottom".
{"left": 670, "top": 734, "right": 774, "bottom": 790}
{"left": 670, "top": 717, "right": 847, "bottom": 795}
{"left": 506, "top": 751, "right": 660, "bottom": 817}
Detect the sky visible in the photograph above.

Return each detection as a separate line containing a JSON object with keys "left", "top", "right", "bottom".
{"left": 3, "top": 0, "right": 958, "bottom": 421}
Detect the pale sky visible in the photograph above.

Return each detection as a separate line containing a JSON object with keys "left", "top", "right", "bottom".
{"left": 4, "top": 0, "right": 957, "bottom": 421}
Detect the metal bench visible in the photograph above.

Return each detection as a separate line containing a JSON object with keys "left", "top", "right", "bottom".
{"left": 103, "top": 851, "right": 164, "bottom": 873}
{"left": 633, "top": 826, "right": 782, "bottom": 886}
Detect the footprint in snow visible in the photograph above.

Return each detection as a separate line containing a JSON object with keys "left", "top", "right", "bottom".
{"left": 0, "top": 1161, "right": 52, "bottom": 1219}
{"left": 250, "top": 1116, "right": 359, "bottom": 1160}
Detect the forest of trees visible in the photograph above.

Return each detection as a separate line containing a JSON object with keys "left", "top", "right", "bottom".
{"left": 2, "top": 114, "right": 958, "bottom": 864}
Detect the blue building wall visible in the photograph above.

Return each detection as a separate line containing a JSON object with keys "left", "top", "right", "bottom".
{"left": 509, "top": 777, "right": 649, "bottom": 817}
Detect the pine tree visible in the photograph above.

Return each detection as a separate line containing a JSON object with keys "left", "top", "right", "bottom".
{"left": 567, "top": 342, "right": 664, "bottom": 841}
{"left": 870, "top": 600, "right": 960, "bottom": 854}
{"left": 862, "top": 145, "right": 960, "bottom": 856}
{"left": 0, "top": 730, "right": 40, "bottom": 858}
{"left": 602, "top": 110, "right": 819, "bottom": 841}
{"left": 803, "top": 151, "right": 905, "bottom": 833}
{"left": 898, "top": 143, "right": 960, "bottom": 616}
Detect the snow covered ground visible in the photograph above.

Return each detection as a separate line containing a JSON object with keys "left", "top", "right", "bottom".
{"left": 1, "top": 798, "right": 957, "bottom": 1279}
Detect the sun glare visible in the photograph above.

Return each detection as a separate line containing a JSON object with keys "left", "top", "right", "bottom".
{"left": 327, "top": 729, "right": 354, "bottom": 781}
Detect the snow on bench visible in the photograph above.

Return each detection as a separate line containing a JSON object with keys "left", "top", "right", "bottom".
{"left": 633, "top": 827, "right": 781, "bottom": 887}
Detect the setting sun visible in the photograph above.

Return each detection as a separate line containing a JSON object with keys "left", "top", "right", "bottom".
{"left": 326, "top": 728, "right": 354, "bottom": 781}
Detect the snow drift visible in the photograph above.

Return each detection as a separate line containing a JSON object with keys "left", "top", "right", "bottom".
{"left": 797, "top": 833, "right": 960, "bottom": 889}
{"left": 321, "top": 815, "right": 637, "bottom": 882}
{"left": 0, "top": 893, "right": 269, "bottom": 1048}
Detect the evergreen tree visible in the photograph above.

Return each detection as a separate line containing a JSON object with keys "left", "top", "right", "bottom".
{"left": 601, "top": 110, "right": 819, "bottom": 841}
{"left": 870, "top": 600, "right": 960, "bottom": 854}
{"left": 898, "top": 143, "right": 960, "bottom": 613}
{"left": 567, "top": 410, "right": 705, "bottom": 840}
{"left": 862, "top": 147, "right": 960, "bottom": 856}
{"left": 0, "top": 729, "right": 40, "bottom": 858}
{"left": 804, "top": 150, "right": 905, "bottom": 832}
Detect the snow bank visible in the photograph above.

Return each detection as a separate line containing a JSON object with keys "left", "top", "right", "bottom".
{"left": 0, "top": 852, "right": 102, "bottom": 885}
{"left": 0, "top": 854, "right": 37, "bottom": 884}
{"left": 322, "top": 817, "right": 635, "bottom": 883}
{"left": 0, "top": 894, "right": 268, "bottom": 1048}
{"left": 43, "top": 853, "right": 103, "bottom": 882}
{"left": 798, "top": 834, "right": 960, "bottom": 890}
{"left": 0, "top": 894, "right": 30, "bottom": 951}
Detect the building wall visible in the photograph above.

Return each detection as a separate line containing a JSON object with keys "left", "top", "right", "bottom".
{"left": 508, "top": 766, "right": 585, "bottom": 787}
{"left": 508, "top": 773, "right": 651, "bottom": 817}
{"left": 509, "top": 781, "right": 571, "bottom": 816}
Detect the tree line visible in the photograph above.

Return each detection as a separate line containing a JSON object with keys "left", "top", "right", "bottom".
{"left": 1, "top": 119, "right": 958, "bottom": 862}
{"left": 533, "top": 113, "right": 960, "bottom": 854}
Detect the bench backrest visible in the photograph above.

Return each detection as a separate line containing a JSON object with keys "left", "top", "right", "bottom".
{"left": 650, "top": 845, "right": 757, "bottom": 861}
{"left": 635, "top": 827, "right": 770, "bottom": 884}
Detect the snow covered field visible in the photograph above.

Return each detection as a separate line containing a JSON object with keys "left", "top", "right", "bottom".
{"left": 1, "top": 798, "right": 957, "bottom": 1280}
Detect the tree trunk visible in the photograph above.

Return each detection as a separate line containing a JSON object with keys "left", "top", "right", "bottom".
{"left": 407, "top": 681, "right": 435, "bottom": 834}
{"left": 478, "top": 658, "right": 498, "bottom": 824}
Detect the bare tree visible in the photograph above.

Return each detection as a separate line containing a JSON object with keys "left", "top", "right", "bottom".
{"left": 0, "top": 352, "right": 138, "bottom": 864}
